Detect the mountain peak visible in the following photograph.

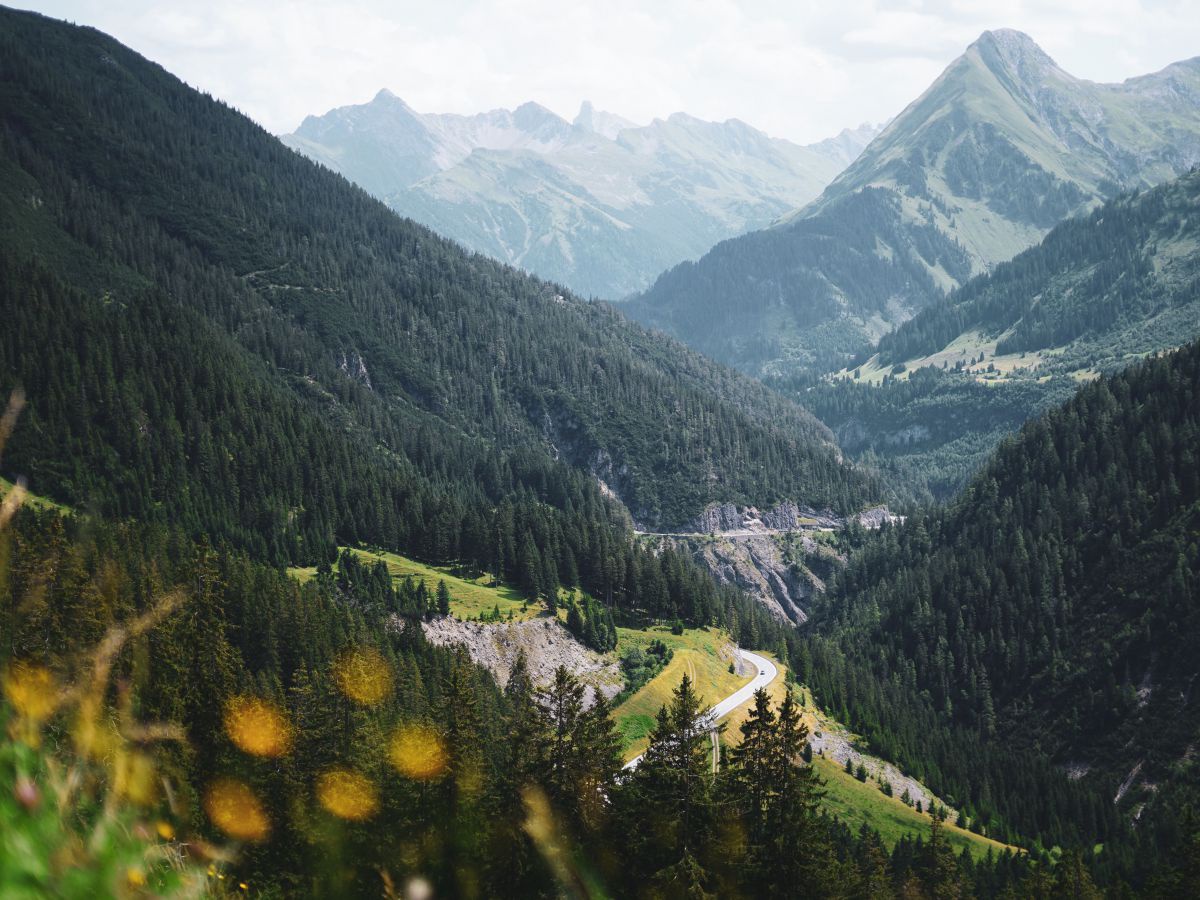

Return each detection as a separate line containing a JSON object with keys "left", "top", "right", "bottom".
{"left": 369, "top": 87, "right": 408, "bottom": 105}
{"left": 512, "top": 100, "right": 569, "bottom": 132}
{"left": 572, "top": 100, "right": 635, "bottom": 139}
{"left": 970, "top": 28, "right": 1063, "bottom": 81}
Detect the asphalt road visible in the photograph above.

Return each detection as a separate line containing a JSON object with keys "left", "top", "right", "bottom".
{"left": 622, "top": 648, "right": 779, "bottom": 771}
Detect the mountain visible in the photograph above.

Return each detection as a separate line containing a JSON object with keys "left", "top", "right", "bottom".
{"left": 794, "top": 168, "right": 1200, "bottom": 501}
{"left": 5, "top": 8, "right": 1200, "bottom": 895}
{"left": 572, "top": 99, "right": 635, "bottom": 139}
{"left": 0, "top": 5, "right": 878, "bottom": 579}
{"left": 282, "top": 95, "right": 878, "bottom": 298}
{"left": 806, "top": 338, "right": 1200, "bottom": 868}
{"left": 807, "top": 121, "right": 888, "bottom": 169}
{"left": 626, "top": 30, "right": 1200, "bottom": 376}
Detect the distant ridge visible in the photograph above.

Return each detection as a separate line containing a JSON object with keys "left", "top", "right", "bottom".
{"left": 281, "top": 96, "right": 880, "bottom": 298}
{"left": 626, "top": 30, "right": 1200, "bottom": 375}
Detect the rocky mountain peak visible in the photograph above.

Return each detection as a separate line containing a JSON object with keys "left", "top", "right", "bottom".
{"left": 573, "top": 100, "right": 635, "bottom": 139}
{"left": 970, "top": 28, "right": 1065, "bottom": 84}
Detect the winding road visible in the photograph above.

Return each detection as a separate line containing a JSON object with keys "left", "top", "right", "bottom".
{"left": 622, "top": 648, "right": 779, "bottom": 770}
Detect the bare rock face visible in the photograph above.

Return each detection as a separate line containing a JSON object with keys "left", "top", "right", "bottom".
{"left": 418, "top": 616, "right": 623, "bottom": 707}
{"left": 644, "top": 531, "right": 844, "bottom": 625}
{"left": 856, "top": 505, "right": 905, "bottom": 529}
{"left": 684, "top": 501, "right": 841, "bottom": 534}
{"left": 639, "top": 502, "right": 899, "bottom": 622}
{"left": 695, "top": 535, "right": 818, "bottom": 623}
{"left": 688, "top": 502, "right": 745, "bottom": 534}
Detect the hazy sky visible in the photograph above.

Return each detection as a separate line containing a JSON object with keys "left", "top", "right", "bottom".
{"left": 15, "top": 1, "right": 1200, "bottom": 144}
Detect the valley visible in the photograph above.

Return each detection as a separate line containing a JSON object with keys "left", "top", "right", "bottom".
{"left": 286, "top": 542, "right": 1016, "bottom": 859}
{"left": 801, "top": 168, "right": 1200, "bottom": 501}
{"left": 2, "top": 4, "right": 1200, "bottom": 897}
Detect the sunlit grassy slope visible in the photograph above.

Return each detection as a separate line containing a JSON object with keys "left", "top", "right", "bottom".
{"left": 834, "top": 329, "right": 1062, "bottom": 386}
{"left": 612, "top": 626, "right": 748, "bottom": 760}
{"left": 0, "top": 476, "right": 71, "bottom": 514}
{"left": 721, "top": 655, "right": 1014, "bottom": 860}
{"left": 811, "top": 753, "right": 1013, "bottom": 859}
{"left": 289, "top": 547, "right": 540, "bottom": 621}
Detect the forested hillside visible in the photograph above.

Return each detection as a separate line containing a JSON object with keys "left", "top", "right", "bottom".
{"left": 7, "top": 6, "right": 1200, "bottom": 896}
{"left": 0, "top": 6, "right": 876, "bottom": 571}
{"left": 804, "top": 339, "right": 1200, "bottom": 879}
{"left": 800, "top": 168, "right": 1200, "bottom": 502}
{"left": 4, "top": 506, "right": 1063, "bottom": 897}
{"left": 626, "top": 30, "right": 1200, "bottom": 378}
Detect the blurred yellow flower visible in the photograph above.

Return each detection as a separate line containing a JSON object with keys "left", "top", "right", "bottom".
{"left": 155, "top": 820, "right": 175, "bottom": 841}
{"left": 113, "top": 750, "right": 158, "bottom": 806}
{"left": 126, "top": 866, "right": 147, "bottom": 888}
{"left": 2, "top": 662, "right": 58, "bottom": 722}
{"left": 203, "top": 778, "right": 270, "bottom": 842}
{"left": 316, "top": 767, "right": 379, "bottom": 821}
{"left": 389, "top": 724, "right": 447, "bottom": 781}
{"left": 333, "top": 647, "right": 393, "bottom": 705}
{"left": 223, "top": 696, "right": 293, "bottom": 758}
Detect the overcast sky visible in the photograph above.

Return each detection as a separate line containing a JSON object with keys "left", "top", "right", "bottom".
{"left": 15, "top": 1, "right": 1200, "bottom": 144}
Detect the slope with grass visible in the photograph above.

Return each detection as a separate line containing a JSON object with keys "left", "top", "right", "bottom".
{"left": 718, "top": 656, "right": 1014, "bottom": 860}
{"left": 290, "top": 546, "right": 538, "bottom": 621}
{"left": 797, "top": 168, "right": 1200, "bottom": 502}
{"left": 611, "top": 626, "right": 749, "bottom": 760}
{"left": 617, "top": 634, "right": 1017, "bottom": 860}
{"left": 0, "top": 475, "right": 70, "bottom": 515}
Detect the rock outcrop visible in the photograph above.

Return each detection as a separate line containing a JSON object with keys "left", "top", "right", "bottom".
{"left": 684, "top": 501, "right": 841, "bottom": 535}
{"left": 645, "top": 531, "right": 844, "bottom": 624}
{"left": 418, "top": 616, "right": 623, "bottom": 707}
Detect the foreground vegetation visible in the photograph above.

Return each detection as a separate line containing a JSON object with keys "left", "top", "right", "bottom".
{"left": 2, "top": 501, "right": 1070, "bottom": 898}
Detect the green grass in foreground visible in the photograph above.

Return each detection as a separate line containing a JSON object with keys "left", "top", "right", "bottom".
{"left": 612, "top": 626, "right": 748, "bottom": 760}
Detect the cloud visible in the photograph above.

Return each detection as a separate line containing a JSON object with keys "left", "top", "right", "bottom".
{"left": 14, "top": 0, "right": 1200, "bottom": 143}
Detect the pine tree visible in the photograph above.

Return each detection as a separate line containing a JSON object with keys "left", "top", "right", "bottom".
{"left": 543, "top": 665, "right": 587, "bottom": 822}
{"left": 730, "top": 688, "right": 775, "bottom": 846}
{"left": 923, "top": 809, "right": 964, "bottom": 900}
{"left": 486, "top": 652, "right": 548, "bottom": 896}
{"left": 761, "top": 688, "right": 831, "bottom": 896}
{"left": 626, "top": 674, "right": 718, "bottom": 893}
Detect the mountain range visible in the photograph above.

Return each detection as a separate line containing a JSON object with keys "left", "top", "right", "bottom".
{"left": 282, "top": 93, "right": 878, "bottom": 298}
{"left": 7, "top": 6, "right": 1200, "bottom": 895}
{"left": 626, "top": 29, "right": 1200, "bottom": 375}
